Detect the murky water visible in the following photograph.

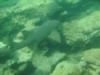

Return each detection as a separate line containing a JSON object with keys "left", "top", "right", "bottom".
{"left": 0, "top": 0, "right": 100, "bottom": 75}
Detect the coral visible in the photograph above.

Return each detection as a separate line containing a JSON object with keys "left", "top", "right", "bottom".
{"left": 82, "top": 48, "right": 100, "bottom": 66}
{"left": 15, "top": 47, "right": 33, "bottom": 63}
{"left": 4, "top": 47, "right": 33, "bottom": 68}
{"left": 50, "top": 61, "right": 83, "bottom": 75}
{"left": 32, "top": 51, "right": 66, "bottom": 75}
{"left": 0, "top": 0, "right": 100, "bottom": 75}
{"left": 80, "top": 48, "right": 100, "bottom": 75}
{"left": 62, "top": 10, "right": 100, "bottom": 48}
{"left": 0, "top": 64, "right": 16, "bottom": 75}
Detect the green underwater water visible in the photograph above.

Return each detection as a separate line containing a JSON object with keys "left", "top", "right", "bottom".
{"left": 0, "top": 0, "right": 100, "bottom": 75}
{"left": 0, "top": 0, "right": 18, "bottom": 8}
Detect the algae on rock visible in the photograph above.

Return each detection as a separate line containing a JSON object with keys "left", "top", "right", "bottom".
{"left": 62, "top": 10, "right": 100, "bottom": 49}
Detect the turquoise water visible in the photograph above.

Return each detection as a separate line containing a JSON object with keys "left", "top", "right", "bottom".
{"left": 0, "top": 0, "right": 100, "bottom": 75}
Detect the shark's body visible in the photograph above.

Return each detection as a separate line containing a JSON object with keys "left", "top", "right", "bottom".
{"left": 0, "top": 20, "right": 60, "bottom": 56}
{"left": 14, "top": 20, "right": 60, "bottom": 49}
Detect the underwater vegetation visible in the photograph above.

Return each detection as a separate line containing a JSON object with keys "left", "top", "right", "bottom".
{"left": 0, "top": 0, "right": 100, "bottom": 75}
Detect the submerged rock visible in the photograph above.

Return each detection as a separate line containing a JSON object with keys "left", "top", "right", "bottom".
{"left": 81, "top": 48, "right": 100, "bottom": 75}
{"left": 62, "top": 10, "right": 100, "bottom": 49}
{"left": 32, "top": 51, "right": 66, "bottom": 75}
{"left": 82, "top": 48, "right": 100, "bottom": 66}
{"left": 50, "top": 61, "right": 83, "bottom": 75}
